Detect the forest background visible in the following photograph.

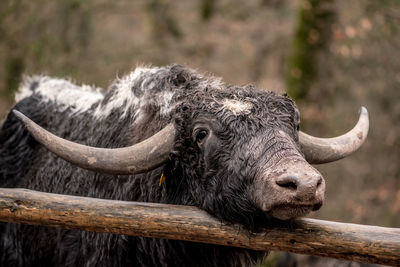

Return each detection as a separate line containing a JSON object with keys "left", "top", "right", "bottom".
{"left": 0, "top": 0, "right": 399, "bottom": 265}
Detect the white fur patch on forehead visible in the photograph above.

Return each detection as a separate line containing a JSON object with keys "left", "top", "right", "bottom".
{"left": 15, "top": 75, "right": 104, "bottom": 113}
{"left": 222, "top": 98, "right": 253, "bottom": 115}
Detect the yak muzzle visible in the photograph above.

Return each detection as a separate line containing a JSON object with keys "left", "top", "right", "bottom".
{"left": 254, "top": 157, "right": 325, "bottom": 220}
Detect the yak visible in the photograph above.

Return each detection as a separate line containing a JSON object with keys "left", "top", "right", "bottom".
{"left": 0, "top": 64, "right": 368, "bottom": 267}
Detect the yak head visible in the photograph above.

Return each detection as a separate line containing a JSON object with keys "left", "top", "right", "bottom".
{"left": 164, "top": 86, "right": 367, "bottom": 227}
{"left": 12, "top": 71, "right": 368, "bottom": 230}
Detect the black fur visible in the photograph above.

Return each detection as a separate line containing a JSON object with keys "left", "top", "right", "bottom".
{"left": 0, "top": 64, "right": 302, "bottom": 267}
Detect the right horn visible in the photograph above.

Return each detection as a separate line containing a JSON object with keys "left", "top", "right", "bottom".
{"left": 299, "top": 107, "right": 369, "bottom": 164}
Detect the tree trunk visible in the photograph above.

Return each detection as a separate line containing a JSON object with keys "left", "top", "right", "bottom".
{"left": 286, "top": 0, "right": 335, "bottom": 100}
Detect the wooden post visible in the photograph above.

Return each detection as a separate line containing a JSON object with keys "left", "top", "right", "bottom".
{"left": 0, "top": 188, "right": 399, "bottom": 266}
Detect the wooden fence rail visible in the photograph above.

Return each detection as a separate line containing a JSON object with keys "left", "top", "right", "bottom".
{"left": 0, "top": 188, "right": 399, "bottom": 266}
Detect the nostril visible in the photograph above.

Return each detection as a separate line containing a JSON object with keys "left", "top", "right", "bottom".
{"left": 276, "top": 176, "right": 298, "bottom": 190}
{"left": 312, "top": 202, "right": 323, "bottom": 211}
{"left": 279, "top": 181, "right": 297, "bottom": 190}
{"left": 317, "top": 177, "right": 322, "bottom": 187}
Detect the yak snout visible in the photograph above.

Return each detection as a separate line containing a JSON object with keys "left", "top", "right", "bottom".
{"left": 253, "top": 157, "right": 325, "bottom": 220}
{"left": 275, "top": 173, "right": 323, "bottom": 202}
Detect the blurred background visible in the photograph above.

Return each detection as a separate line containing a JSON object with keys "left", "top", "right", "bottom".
{"left": 0, "top": 0, "right": 399, "bottom": 265}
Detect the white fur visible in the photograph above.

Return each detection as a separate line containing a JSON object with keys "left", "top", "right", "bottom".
{"left": 94, "top": 67, "right": 161, "bottom": 119}
{"left": 93, "top": 66, "right": 179, "bottom": 120}
{"left": 15, "top": 66, "right": 224, "bottom": 121}
{"left": 15, "top": 76, "right": 104, "bottom": 114}
{"left": 93, "top": 67, "right": 225, "bottom": 120}
{"left": 158, "top": 91, "right": 175, "bottom": 116}
{"left": 222, "top": 99, "right": 253, "bottom": 115}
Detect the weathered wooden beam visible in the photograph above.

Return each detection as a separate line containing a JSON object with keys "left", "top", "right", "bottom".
{"left": 0, "top": 188, "right": 398, "bottom": 266}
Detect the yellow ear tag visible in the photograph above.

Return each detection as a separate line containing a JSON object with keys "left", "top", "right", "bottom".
{"left": 159, "top": 172, "right": 166, "bottom": 186}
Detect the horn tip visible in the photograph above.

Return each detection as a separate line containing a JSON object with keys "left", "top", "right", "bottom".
{"left": 360, "top": 106, "right": 368, "bottom": 116}
{"left": 12, "top": 110, "right": 32, "bottom": 127}
{"left": 12, "top": 109, "right": 27, "bottom": 122}
{"left": 358, "top": 106, "right": 369, "bottom": 131}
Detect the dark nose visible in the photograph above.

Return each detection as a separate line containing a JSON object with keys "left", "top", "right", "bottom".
{"left": 275, "top": 174, "right": 323, "bottom": 200}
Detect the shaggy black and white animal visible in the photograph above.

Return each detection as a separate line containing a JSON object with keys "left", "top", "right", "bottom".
{"left": 0, "top": 64, "right": 368, "bottom": 267}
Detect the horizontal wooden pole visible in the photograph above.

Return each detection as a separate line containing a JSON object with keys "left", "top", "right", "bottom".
{"left": 0, "top": 189, "right": 399, "bottom": 266}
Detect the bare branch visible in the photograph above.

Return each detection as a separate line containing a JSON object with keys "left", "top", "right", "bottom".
{"left": 0, "top": 188, "right": 398, "bottom": 265}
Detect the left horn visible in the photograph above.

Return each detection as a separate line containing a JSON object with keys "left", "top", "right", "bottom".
{"left": 13, "top": 110, "right": 176, "bottom": 175}
{"left": 299, "top": 107, "right": 369, "bottom": 164}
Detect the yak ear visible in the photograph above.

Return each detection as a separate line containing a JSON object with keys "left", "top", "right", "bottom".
{"left": 13, "top": 110, "right": 176, "bottom": 175}
{"left": 299, "top": 107, "right": 369, "bottom": 164}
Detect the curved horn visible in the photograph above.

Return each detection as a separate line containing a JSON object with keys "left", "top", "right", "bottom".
{"left": 299, "top": 107, "right": 369, "bottom": 164}
{"left": 13, "top": 110, "right": 176, "bottom": 175}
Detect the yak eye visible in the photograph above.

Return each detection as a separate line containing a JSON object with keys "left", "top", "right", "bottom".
{"left": 195, "top": 130, "right": 208, "bottom": 144}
